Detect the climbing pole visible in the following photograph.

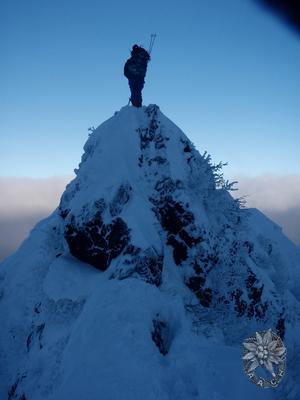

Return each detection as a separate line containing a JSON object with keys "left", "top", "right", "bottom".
{"left": 148, "top": 34, "right": 157, "bottom": 55}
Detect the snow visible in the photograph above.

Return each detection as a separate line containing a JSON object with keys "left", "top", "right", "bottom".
{"left": 43, "top": 254, "right": 99, "bottom": 302}
{"left": 0, "top": 104, "right": 299, "bottom": 400}
{"left": 247, "top": 208, "right": 300, "bottom": 301}
{"left": 49, "top": 279, "right": 273, "bottom": 400}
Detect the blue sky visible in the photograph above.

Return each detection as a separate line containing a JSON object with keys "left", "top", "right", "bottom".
{"left": 1, "top": 0, "right": 300, "bottom": 178}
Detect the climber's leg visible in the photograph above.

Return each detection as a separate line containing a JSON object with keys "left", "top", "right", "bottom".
{"left": 129, "top": 79, "right": 144, "bottom": 107}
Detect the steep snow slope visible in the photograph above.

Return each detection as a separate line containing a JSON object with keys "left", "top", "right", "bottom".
{"left": 0, "top": 105, "right": 299, "bottom": 400}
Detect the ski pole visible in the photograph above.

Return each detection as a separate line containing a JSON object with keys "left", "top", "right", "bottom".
{"left": 149, "top": 34, "right": 157, "bottom": 55}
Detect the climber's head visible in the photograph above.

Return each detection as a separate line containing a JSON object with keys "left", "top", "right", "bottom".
{"left": 131, "top": 44, "right": 150, "bottom": 61}
{"left": 131, "top": 44, "right": 140, "bottom": 55}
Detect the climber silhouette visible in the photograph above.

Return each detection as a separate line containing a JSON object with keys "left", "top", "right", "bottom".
{"left": 124, "top": 44, "right": 150, "bottom": 107}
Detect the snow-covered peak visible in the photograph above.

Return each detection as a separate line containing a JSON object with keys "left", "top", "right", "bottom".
{"left": 0, "top": 105, "right": 299, "bottom": 400}
{"left": 59, "top": 104, "right": 215, "bottom": 219}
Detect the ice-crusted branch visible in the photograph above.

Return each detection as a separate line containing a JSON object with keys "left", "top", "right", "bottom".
{"left": 202, "top": 151, "right": 239, "bottom": 192}
{"left": 88, "top": 126, "right": 96, "bottom": 135}
{"left": 222, "top": 180, "right": 238, "bottom": 191}
{"left": 234, "top": 195, "right": 247, "bottom": 209}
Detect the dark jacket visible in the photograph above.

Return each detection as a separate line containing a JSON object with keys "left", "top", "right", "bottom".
{"left": 124, "top": 46, "right": 150, "bottom": 80}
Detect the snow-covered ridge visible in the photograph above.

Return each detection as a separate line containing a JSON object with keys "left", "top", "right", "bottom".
{"left": 0, "top": 104, "right": 299, "bottom": 400}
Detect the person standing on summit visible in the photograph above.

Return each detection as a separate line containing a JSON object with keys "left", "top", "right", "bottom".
{"left": 124, "top": 44, "right": 150, "bottom": 107}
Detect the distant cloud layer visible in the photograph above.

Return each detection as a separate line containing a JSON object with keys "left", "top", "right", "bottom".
{"left": 0, "top": 176, "right": 72, "bottom": 217}
{"left": 233, "top": 174, "right": 300, "bottom": 245}
{"left": 0, "top": 174, "right": 299, "bottom": 262}
{"left": 233, "top": 175, "right": 300, "bottom": 211}
{"left": 0, "top": 176, "right": 72, "bottom": 261}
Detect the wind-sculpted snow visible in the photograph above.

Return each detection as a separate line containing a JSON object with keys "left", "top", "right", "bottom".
{"left": 0, "top": 105, "right": 300, "bottom": 400}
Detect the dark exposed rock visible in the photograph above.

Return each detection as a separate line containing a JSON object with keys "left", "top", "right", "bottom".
{"left": 8, "top": 374, "right": 27, "bottom": 400}
{"left": 137, "top": 106, "right": 169, "bottom": 159}
{"left": 276, "top": 316, "right": 285, "bottom": 339}
{"left": 138, "top": 126, "right": 167, "bottom": 152}
{"left": 59, "top": 208, "right": 70, "bottom": 219}
{"left": 138, "top": 127, "right": 154, "bottom": 150}
{"left": 26, "top": 323, "right": 45, "bottom": 352}
{"left": 245, "top": 271, "right": 264, "bottom": 305}
{"left": 153, "top": 198, "right": 195, "bottom": 267}
{"left": 193, "top": 261, "right": 204, "bottom": 275}
{"left": 151, "top": 316, "right": 170, "bottom": 355}
{"left": 153, "top": 177, "right": 178, "bottom": 197}
{"left": 232, "top": 289, "right": 248, "bottom": 317}
{"left": 253, "top": 302, "right": 268, "bottom": 319}
{"left": 243, "top": 240, "right": 254, "bottom": 254}
{"left": 179, "top": 229, "right": 202, "bottom": 248}
{"left": 167, "top": 235, "right": 188, "bottom": 265}
{"left": 34, "top": 302, "right": 41, "bottom": 314}
{"left": 65, "top": 215, "right": 130, "bottom": 271}
{"left": 109, "top": 183, "right": 132, "bottom": 217}
{"left": 267, "top": 244, "right": 273, "bottom": 255}
{"left": 245, "top": 271, "right": 257, "bottom": 289}
{"left": 135, "top": 250, "right": 163, "bottom": 286}
{"left": 111, "top": 246, "right": 163, "bottom": 287}
{"left": 198, "top": 251, "right": 219, "bottom": 273}
{"left": 248, "top": 285, "right": 264, "bottom": 304}
{"left": 186, "top": 276, "right": 206, "bottom": 290}
{"left": 145, "top": 104, "right": 159, "bottom": 118}
{"left": 138, "top": 155, "right": 143, "bottom": 167}
{"left": 123, "top": 244, "right": 140, "bottom": 257}
{"left": 186, "top": 276, "right": 213, "bottom": 308}
{"left": 180, "top": 137, "right": 193, "bottom": 153}
{"left": 148, "top": 156, "right": 167, "bottom": 166}
{"left": 94, "top": 199, "right": 106, "bottom": 213}
{"left": 157, "top": 199, "right": 194, "bottom": 235}
{"left": 243, "top": 270, "right": 268, "bottom": 319}
{"left": 230, "top": 278, "right": 268, "bottom": 319}
{"left": 197, "top": 288, "right": 213, "bottom": 308}
{"left": 8, "top": 380, "right": 18, "bottom": 400}
{"left": 150, "top": 176, "right": 200, "bottom": 266}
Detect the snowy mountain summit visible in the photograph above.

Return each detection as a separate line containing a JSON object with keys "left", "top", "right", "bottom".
{"left": 1, "top": 104, "right": 300, "bottom": 400}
